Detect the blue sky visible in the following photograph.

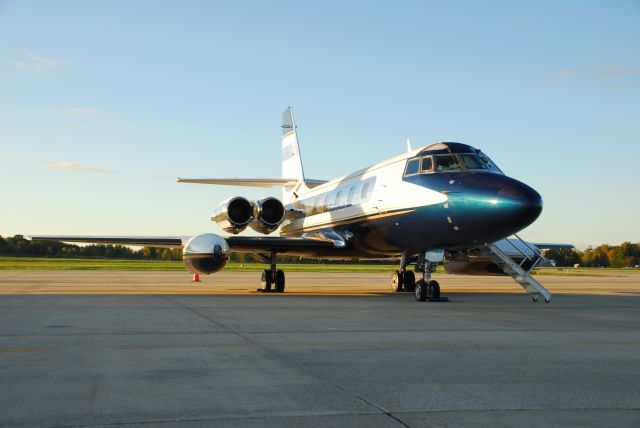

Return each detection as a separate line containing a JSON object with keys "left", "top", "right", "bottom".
{"left": 1, "top": 1, "right": 638, "bottom": 248}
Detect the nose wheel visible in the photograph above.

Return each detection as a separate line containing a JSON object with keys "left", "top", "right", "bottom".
{"left": 414, "top": 280, "right": 440, "bottom": 302}
{"left": 411, "top": 252, "right": 448, "bottom": 302}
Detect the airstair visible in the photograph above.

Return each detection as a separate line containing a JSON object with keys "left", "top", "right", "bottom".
{"left": 484, "top": 235, "right": 552, "bottom": 302}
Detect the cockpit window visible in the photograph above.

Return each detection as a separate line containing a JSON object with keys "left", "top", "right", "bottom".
{"left": 404, "top": 158, "right": 420, "bottom": 176}
{"left": 434, "top": 154, "right": 461, "bottom": 171}
{"left": 420, "top": 156, "right": 433, "bottom": 172}
{"left": 458, "top": 154, "right": 488, "bottom": 170}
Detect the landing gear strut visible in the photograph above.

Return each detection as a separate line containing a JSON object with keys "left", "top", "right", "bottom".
{"left": 259, "top": 252, "right": 285, "bottom": 293}
{"left": 390, "top": 253, "right": 415, "bottom": 292}
{"left": 413, "top": 252, "right": 446, "bottom": 302}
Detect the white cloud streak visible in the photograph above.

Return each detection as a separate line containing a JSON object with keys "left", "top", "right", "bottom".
{"left": 45, "top": 161, "right": 114, "bottom": 174}
{"left": 540, "top": 64, "right": 640, "bottom": 87}
{"left": 13, "top": 54, "right": 62, "bottom": 71}
{"left": 592, "top": 65, "right": 640, "bottom": 79}
{"left": 70, "top": 107, "right": 103, "bottom": 116}
{"left": 538, "top": 68, "right": 577, "bottom": 86}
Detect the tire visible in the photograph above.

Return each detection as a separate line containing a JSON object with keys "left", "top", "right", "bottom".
{"left": 414, "top": 280, "right": 427, "bottom": 301}
{"left": 390, "top": 270, "right": 403, "bottom": 292}
{"left": 274, "top": 269, "right": 285, "bottom": 293}
{"left": 261, "top": 270, "right": 272, "bottom": 291}
{"left": 427, "top": 280, "right": 440, "bottom": 300}
{"left": 403, "top": 271, "right": 416, "bottom": 292}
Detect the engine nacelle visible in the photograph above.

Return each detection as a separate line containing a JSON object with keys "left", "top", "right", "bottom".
{"left": 182, "top": 233, "right": 229, "bottom": 274}
{"left": 249, "top": 197, "right": 285, "bottom": 234}
{"left": 211, "top": 197, "right": 253, "bottom": 234}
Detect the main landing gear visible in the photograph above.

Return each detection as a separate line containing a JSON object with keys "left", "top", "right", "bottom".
{"left": 258, "top": 252, "right": 285, "bottom": 293}
{"left": 390, "top": 254, "right": 416, "bottom": 293}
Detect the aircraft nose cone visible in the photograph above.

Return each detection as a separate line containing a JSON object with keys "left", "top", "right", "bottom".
{"left": 447, "top": 173, "right": 543, "bottom": 242}
{"left": 494, "top": 179, "right": 543, "bottom": 230}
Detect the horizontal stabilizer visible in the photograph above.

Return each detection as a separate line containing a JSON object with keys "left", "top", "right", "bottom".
{"left": 177, "top": 178, "right": 328, "bottom": 188}
{"left": 177, "top": 178, "right": 298, "bottom": 187}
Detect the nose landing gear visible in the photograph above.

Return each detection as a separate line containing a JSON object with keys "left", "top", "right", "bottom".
{"left": 413, "top": 253, "right": 449, "bottom": 302}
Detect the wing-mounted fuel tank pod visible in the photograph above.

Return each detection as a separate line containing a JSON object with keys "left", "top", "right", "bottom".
{"left": 183, "top": 233, "right": 230, "bottom": 274}
{"left": 250, "top": 197, "right": 286, "bottom": 234}
{"left": 212, "top": 197, "right": 254, "bottom": 234}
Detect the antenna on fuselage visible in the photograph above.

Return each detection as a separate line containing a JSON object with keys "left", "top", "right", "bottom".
{"left": 406, "top": 138, "right": 413, "bottom": 152}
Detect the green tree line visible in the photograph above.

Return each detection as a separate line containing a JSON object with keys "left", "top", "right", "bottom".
{"left": 544, "top": 243, "right": 640, "bottom": 268}
{"left": 0, "top": 235, "right": 182, "bottom": 261}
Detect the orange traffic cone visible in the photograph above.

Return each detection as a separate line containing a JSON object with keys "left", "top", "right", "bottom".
{"left": 192, "top": 274, "right": 200, "bottom": 282}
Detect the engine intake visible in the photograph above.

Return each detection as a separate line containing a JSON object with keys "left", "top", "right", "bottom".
{"left": 182, "top": 233, "right": 229, "bottom": 274}
{"left": 212, "top": 197, "right": 253, "bottom": 234}
{"left": 249, "top": 197, "right": 285, "bottom": 234}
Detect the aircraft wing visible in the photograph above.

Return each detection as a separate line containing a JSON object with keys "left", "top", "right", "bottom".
{"left": 532, "top": 243, "right": 575, "bottom": 250}
{"left": 27, "top": 235, "right": 188, "bottom": 248}
{"left": 27, "top": 235, "right": 339, "bottom": 255}
{"left": 225, "top": 236, "right": 336, "bottom": 254}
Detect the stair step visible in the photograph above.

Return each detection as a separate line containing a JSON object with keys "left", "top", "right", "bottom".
{"left": 485, "top": 243, "right": 551, "bottom": 302}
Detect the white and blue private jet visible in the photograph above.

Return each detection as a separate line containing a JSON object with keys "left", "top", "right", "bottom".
{"left": 31, "top": 107, "right": 569, "bottom": 302}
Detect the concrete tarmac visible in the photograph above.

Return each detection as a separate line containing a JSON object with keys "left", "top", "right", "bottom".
{"left": 1, "top": 270, "right": 639, "bottom": 427}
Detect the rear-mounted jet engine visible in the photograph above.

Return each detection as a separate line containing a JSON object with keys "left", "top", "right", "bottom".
{"left": 211, "top": 197, "right": 253, "bottom": 234}
{"left": 249, "top": 197, "right": 285, "bottom": 234}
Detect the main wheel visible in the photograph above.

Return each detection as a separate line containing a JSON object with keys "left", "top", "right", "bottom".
{"left": 403, "top": 271, "right": 416, "bottom": 292}
{"left": 261, "top": 270, "right": 272, "bottom": 291}
{"left": 427, "top": 280, "right": 440, "bottom": 300}
{"left": 390, "top": 270, "right": 403, "bottom": 292}
{"left": 274, "top": 269, "right": 285, "bottom": 293}
{"left": 414, "top": 280, "right": 428, "bottom": 301}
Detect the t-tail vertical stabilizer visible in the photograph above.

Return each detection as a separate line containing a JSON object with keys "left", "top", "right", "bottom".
{"left": 282, "top": 106, "right": 308, "bottom": 203}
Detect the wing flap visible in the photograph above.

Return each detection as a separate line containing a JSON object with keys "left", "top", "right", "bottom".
{"left": 226, "top": 236, "right": 336, "bottom": 254}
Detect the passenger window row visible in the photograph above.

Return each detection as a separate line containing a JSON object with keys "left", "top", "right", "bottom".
{"left": 301, "top": 179, "right": 375, "bottom": 215}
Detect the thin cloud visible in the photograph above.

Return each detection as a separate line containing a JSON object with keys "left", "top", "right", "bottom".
{"left": 592, "top": 65, "right": 640, "bottom": 79}
{"left": 540, "top": 64, "right": 640, "bottom": 87}
{"left": 13, "top": 54, "right": 62, "bottom": 71}
{"left": 45, "top": 160, "right": 114, "bottom": 174}
{"left": 70, "top": 107, "right": 103, "bottom": 116}
{"left": 538, "top": 68, "right": 577, "bottom": 86}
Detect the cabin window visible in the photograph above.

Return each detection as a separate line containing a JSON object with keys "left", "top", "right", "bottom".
{"left": 347, "top": 186, "right": 355, "bottom": 205}
{"left": 322, "top": 193, "right": 330, "bottom": 211}
{"left": 421, "top": 156, "right": 433, "bottom": 172}
{"left": 334, "top": 190, "right": 344, "bottom": 207}
{"left": 312, "top": 197, "right": 320, "bottom": 214}
{"left": 434, "top": 154, "right": 461, "bottom": 171}
{"left": 361, "top": 182, "right": 370, "bottom": 200}
{"left": 404, "top": 158, "right": 420, "bottom": 176}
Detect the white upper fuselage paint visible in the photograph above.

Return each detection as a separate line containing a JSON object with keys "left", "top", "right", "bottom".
{"left": 280, "top": 147, "right": 447, "bottom": 235}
